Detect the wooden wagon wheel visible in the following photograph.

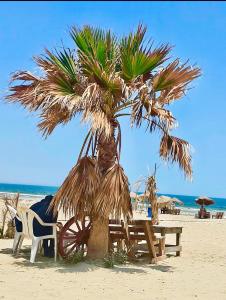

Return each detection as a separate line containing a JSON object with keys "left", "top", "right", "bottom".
{"left": 58, "top": 217, "right": 91, "bottom": 258}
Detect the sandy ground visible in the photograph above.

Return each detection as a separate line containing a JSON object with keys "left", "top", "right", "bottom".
{"left": 0, "top": 199, "right": 226, "bottom": 300}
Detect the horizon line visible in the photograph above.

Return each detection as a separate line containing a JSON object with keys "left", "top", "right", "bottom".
{"left": 0, "top": 181, "right": 225, "bottom": 199}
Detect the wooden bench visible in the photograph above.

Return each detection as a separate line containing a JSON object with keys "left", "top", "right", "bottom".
{"left": 127, "top": 220, "right": 165, "bottom": 264}
{"left": 153, "top": 225, "right": 183, "bottom": 256}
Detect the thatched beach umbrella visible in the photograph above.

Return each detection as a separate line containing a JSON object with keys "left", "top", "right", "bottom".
{"left": 195, "top": 196, "right": 214, "bottom": 207}
{"left": 137, "top": 192, "right": 149, "bottom": 201}
{"left": 171, "top": 197, "right": 184, "bottom": 206}
{"left": 157, "top": 195, "right": 183, "bottom": 208}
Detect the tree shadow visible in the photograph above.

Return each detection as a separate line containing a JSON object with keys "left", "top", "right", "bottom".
{"left": 0, "top": 246, "right": 31, "bottom": 258}
{"left": 112, "top": 264, "right": 173, "bottom": 274}
{"left": 1, "top": 247, "right": 174, "bottom": 274}
{"left": 0, "top": 247, "right": 14, "bottom": 255}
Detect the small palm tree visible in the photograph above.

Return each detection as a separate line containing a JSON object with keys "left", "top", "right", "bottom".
{"left": 144, "top": 165, "right": 159, "bottom": 225}
{"left": 6, "top": 25, "right": 200, "bottom": 258}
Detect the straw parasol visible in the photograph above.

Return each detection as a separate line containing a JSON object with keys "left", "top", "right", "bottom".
{"left": 157, "top": 195, "right": 184, "bottom": 208}
{"left": 137, "top": 192, "right": 149, "bottom": 201}
{"left": 195, "top": 196, "right": 214, "bottom": 206}
{"left": 171, "top": 197, "right": 184, "bottom": 206}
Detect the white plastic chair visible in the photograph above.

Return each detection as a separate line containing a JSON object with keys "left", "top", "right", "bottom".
{"left": 17, "top": 207, "right": 57, "bottom": 263}
{"left": 6, "top": 204, "right": 23, "bottom": 254}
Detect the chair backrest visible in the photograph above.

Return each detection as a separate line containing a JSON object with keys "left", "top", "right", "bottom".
{"left": 17, "top": 207, "right": 30, "bottom": 237}
{"left": 17, "top": 207, "right": 46, "bottom": 238}
{"left": 27, "top": 208, "right": 50, "bottom": 238}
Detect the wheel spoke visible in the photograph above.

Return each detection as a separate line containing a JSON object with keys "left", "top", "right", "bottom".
{"left": 66, "top": 242, "right": 78, "bottom": 255}
{"left": 63, "top": 240, "right": 77, "bottom": 249}
{"left": 82, "top": 219, "right": 85, "bottom": 228}
{"left": 67, "top": 228, "right": 77, "bottom": 234}
{"left": 75, "top": 221, "right": 81, "bottom": 231}
{"left": 87, "top": 222, "right": 91, "bottom": 229}
{"left": 62, "top": 235, "right": 78, "bottom": 240}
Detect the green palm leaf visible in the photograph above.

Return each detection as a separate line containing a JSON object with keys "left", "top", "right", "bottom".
{"left": 120, "top": 25, "right": 171, "bottom": 81}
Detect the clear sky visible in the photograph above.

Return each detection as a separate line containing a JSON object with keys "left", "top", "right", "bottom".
{"left": 0, "top": 1, "right": 226, "bottom": 198}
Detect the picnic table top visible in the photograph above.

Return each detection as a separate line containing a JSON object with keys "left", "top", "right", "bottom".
{"left": 153, "top": 224, "right": 183, "bottom": 233}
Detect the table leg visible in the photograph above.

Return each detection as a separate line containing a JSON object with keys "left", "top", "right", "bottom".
{"left": 161, "top": 229, "right": 166, "bottom": 237}
{"left": 160, "top": 229, "right": 166, "bottom": 255}
{"left": 176, "top": 233, "right": 181, "bottom": 256}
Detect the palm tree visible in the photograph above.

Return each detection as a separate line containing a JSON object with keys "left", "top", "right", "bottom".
{"left": 146, "top": 165, "right": 159, "bottom": 225}
{"left": 6, "top": 25, "right": 200, "bottom": 259}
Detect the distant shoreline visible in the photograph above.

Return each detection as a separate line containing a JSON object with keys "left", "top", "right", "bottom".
{"left": 1, "top": 190, "right": 225, "bottom": 215}
{"left": 0, "top": 182, "right": 225, "bottom": 199}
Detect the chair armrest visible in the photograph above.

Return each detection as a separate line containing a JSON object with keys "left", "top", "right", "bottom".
{"left": 40, "top": 222, "right": 57, "bottom": 227}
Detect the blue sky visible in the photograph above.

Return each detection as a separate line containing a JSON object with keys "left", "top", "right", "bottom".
{"left": 0, "top": 1, "right": 226, "bottom": 198}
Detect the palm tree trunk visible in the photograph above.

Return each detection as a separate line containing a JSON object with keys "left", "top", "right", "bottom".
{"left": 87, "top": 120, "right": 118, "bottom": 259}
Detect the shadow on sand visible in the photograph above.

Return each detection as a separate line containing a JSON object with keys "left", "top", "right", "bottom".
{"left": 0, "top": 247, "right": 174, "bottom": 274}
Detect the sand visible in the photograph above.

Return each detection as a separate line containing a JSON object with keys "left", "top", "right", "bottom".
{"left": 0, "top": 198, "right": 226, "bottom": 300}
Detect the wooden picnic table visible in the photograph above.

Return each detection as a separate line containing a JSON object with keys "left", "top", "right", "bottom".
{"left": 153, "top": 225, "right": 183, "bottom": 256}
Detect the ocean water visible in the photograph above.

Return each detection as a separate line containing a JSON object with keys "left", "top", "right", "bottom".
{"left": 0, "top": 182, "right": 225, "bottom": 213}
{"left": 0, "top": 183, "right": 58, "bottom": 197}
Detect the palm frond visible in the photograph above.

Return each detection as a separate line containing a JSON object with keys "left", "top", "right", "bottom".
{"left": 160, "top": 134, "right": 192, "bottom": 178}
{"left": 44, "top": 48, "right": 78, "bottom": 81}
{"left": 50, "top": 156, "right": 101, "bottom": 219}
{"left": 153, "top": 60, "right": 201, "bottom": 93}
{"left": 94, "top": 163, "right": 132, "bottom": 220}
{"left": 120, "top": 25, "right": 171, "bottom": 81}
{"left": 37, "top": 104, "right": 72, "bottom": 137}
{"left": 149, "top": 106, "right": 176, "bottom": 129}
{"left": 70, "top": 26, "right": 119, "bottom": 84}
{"left": 7, "top": 49, "right": 88, "bottom": 136}
{"left": 82, "top": 111, "right": 112, "bottom": 137}
{"left": 7, "top": 71, "right": 42, "bottom": 110}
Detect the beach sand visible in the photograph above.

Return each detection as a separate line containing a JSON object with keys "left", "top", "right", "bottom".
{"left": 0, "top": 198, "right": 226, "bottom": 299}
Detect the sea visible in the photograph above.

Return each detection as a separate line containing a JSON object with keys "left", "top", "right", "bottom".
{"left": 0, "top": 182, "right": 226, "bottom": 215}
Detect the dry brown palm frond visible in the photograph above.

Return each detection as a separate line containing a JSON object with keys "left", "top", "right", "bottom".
{"left": 7, "top": 71, "right": 43, "bottom": 111}
{"left": 38, "top": 104, "right": 73, "bottom": 137}
{"left": 149, "top": 106, "right": 176, "bottom": 129}
{"left": 10, "top": 71, "right": 40, "bottom": 83}
{"left": 131, "top": 100, "right": 145, "bottom": 127}
{"left": 81, "top": 83, "right": 103, "bottom": 110}
{"left": 157, "top": 85, "right": 186, "bottom": 105}
{"left": 160, "top": 134, "right": 192, "bottom": 178}
{"left": 145, "top": 171, "right": 159, "bottom": 224}
{"left": 50, "top": 156, "right": 101, "bottom": 219}
{"left": 94, "top": 163, "right": 132, "bottom": 220}
{"left": 153, "top": 60, "right": 201, "bottom": 95}
{"left": 82, "top": 111, "right": 112, "bottom": 137}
